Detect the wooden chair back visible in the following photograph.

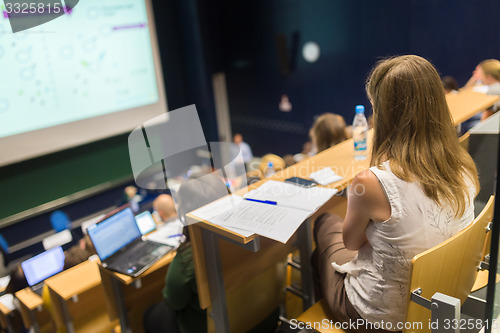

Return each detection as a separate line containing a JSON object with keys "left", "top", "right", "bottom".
{"left": 404, "top": 195, "right": 494, "bottom": 332}
{"left": 458, "top": 131, "right": 471, "bottom": 151}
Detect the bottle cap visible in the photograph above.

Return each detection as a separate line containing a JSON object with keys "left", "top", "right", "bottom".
{"left": 268, "top": 161, "right": 274, "bottom": 167}
{"left": 355, "top": 105, "right": 365, "bottom": 114}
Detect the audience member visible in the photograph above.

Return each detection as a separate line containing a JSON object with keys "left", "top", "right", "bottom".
{"left": 462, "top": 59, "right": 500, "bottom": 131}
{"left": 472, "top": 59, "right": 500, "bottom": 119}
{"left": 282, "top": 154, "right": 296, "bottom": 168}
{"left": 312, "top": 55, "right": 478, "bottom": 332}
{"left": 144, "top": 174, "right": 226, "bottom": 333}
{"left": 64, "top": 235, "right": 95, "bottom": 269}
{"left": 233, "top": 133, "right": 254, "bottom": 164}
{"left": 309, "top": 113, "right": 347, "bottom": 153}
{"left": 442, "top": 75, "right": 458, "bottom": 94}
{"left": 153, "top": 194, "right": 178, "bottom": 223}
{"left": 5, "top": 236, "right": 96, "bottom": 294}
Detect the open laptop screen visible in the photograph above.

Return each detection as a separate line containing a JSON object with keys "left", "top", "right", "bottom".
{"left": 21, "top": 246, "right": 65, "bottom": 286}
{"left": 135, "top": 211, "right": 157, "bottom": 235}
{"left": 88, "top": 207, "right": 142, "bottom": 260}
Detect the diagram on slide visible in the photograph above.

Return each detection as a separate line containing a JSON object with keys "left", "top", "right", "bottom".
{"left": 0, "top": 0, "right": 159, "bottom": 139}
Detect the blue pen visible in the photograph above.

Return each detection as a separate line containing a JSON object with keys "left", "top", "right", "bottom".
{"left": 244, "top": 198, "right": 277, "bottom": 205}
{"left": 167, "top": 233, "right": 184, "bottom": 238}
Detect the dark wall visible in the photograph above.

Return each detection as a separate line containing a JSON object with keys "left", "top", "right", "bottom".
{"left": 199, "top": 0, "right": 500, "bottom": 157}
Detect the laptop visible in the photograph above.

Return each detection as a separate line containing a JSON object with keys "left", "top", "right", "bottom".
{"left": 87, "top": 206, "right": 173, "bottom": 277}
{"left": 21, "top": 246, "right": 65, "bottom": 295}
{"left": 135, "top": 211, "right": 157, "bottom": 235}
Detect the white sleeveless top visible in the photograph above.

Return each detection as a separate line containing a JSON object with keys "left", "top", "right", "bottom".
{"left": 332, "top": 161, "right": 475, "bottom": 328}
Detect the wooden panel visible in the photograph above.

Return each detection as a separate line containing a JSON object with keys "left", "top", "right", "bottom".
{"left": 207, "top": 264, "right": 287, "bottom": 333}
{"left": 45, "top": 260, "right": 101, "bottom": 300}
{"left": 98, "top": 258, "right": 171, "bottom": 333}
{"left": 447, "top": 90, "right": 499, "bottom": 125}
{"left": 190, "top": 221, "right": 295, "bottom": 310}
{"left": 15, "top": 288, "right": 54, "bottom": 332}
{"left": 0, "top": 301, "right": 11, "bottom": 330}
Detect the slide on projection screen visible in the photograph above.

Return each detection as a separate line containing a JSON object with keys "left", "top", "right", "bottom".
{"left": 0, "top": 0, "right": 167, "bottom": 167}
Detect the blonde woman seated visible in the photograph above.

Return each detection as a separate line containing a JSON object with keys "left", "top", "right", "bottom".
{"left": 464, "top": 59, "right": 500, "bottom": 121}
{"left": 312, "top": 55, "right": 478, "bottom": 332}
{"left": 310, "top": 113, "right": 347, "bottom": 154}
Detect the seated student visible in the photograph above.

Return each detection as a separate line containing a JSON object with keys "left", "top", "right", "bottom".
{"left": 5, "top": 236, "right": 96, "bottom": 294}
{"left": 153, "top": 194, "right": 178, "bottom": 223}
{"left": 462, "top": 59, "right": 500, "bottom": 130}
{"left": 144, "top": 174, "right": 279, "bottom": 333}
{"left": 309, "top": 113, "right": 347, "bottom": 153}
{"left": 442, "top": 75, "right": 459, "bottom": 94}
{"left": 312, "top": 55, "right": 478, "bottom": 332}
{"left": 63, "top": 235, "right": 96, "bottom": 269}
{"left": 233, "top": 133, "right": 254, "bottom": 164}
{"left": 144, "top": 174, "right": 226, "bottom": 333}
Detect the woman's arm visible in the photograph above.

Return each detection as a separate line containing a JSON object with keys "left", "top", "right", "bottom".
{"left": 342, "top": 169, "right": 391, "bottom": 250}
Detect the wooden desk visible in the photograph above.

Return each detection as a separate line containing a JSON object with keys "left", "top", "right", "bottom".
{"left": 44, "top": 260, "right": 117, "bottom": 333}
{"left": 15, "top": 288, "right": 52, "bottom": 333}
{"left": 0, "top": 296, "right": 15, "bottom": 333}
{"left": 446, "top": 90, "right": 499, "bottom": 124}
{"left": 98, "top": 251, "right": 176, "bottom": 333}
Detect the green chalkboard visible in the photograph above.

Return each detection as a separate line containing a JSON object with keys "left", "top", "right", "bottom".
{"left": 0, "top": 133, "right": 134, "bottom": 223}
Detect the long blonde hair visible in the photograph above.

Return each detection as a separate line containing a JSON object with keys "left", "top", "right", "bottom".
{"left": 366, "top": 55, "right": 479, "bottom": 217}
{"left": 310, "top": 113, "right": 347, "bottom": 153}
{"left": 479, "top": 59, "right": 500, "bottom": 82}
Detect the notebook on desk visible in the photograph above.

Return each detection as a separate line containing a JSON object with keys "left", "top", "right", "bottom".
{"left": 21, "top": 246, "right": 65, "bottom": 296}
{"left": 88, "top": 206, "right": 173, "bottom": 277}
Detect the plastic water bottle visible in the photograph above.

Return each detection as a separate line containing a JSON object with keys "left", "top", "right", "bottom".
{"left": 265, "top": 161, "right": 276, "bottom": 178}
{"left": 353, "top": 105, "right": 368, "bottom": 160}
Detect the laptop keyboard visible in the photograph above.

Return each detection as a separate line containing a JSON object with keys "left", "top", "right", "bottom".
{"left": 113, "top": 241, "right": 171, "bottom": 269}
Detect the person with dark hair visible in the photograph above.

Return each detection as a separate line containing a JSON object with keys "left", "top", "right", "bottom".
{"left": 313, "top": 55, "right": 478, "bottom": 332}
{"left": 5, "top": 236, "right": 96, "bottom": 295}
{"left": 442, "top": 75, "right": 458, "bottom": 94}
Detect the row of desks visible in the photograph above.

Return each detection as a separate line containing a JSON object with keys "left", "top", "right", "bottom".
{"left": 6, "top": 251, "right": 176, "bottom": 333}
{"left": 1, "top": 90, "right": 497, "bottom": 333}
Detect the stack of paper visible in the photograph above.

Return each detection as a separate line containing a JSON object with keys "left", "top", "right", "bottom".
{"left": 190, "top": 180, "right": 337, "bottom": 243}
{"left": 147, "top": 220, "right": 185, "bottom": 248}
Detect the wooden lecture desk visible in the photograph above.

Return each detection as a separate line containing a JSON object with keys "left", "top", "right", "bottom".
{"left": 0, "top": 297, "right": 15, "bottom": 333}
{"left": 44, "top": 260, "right": 118, "bottom": 333}
{"left": 447, "top": 89, "right": 499, "bottom": 125}
{"left": 15, "top": 288, "right": 52, "bottom": 333}
{"left": 98, "top": 250, "right": 176, "bottom": 333}
{"left": 186, "top": 89, "right": 500, "bottom": 333}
